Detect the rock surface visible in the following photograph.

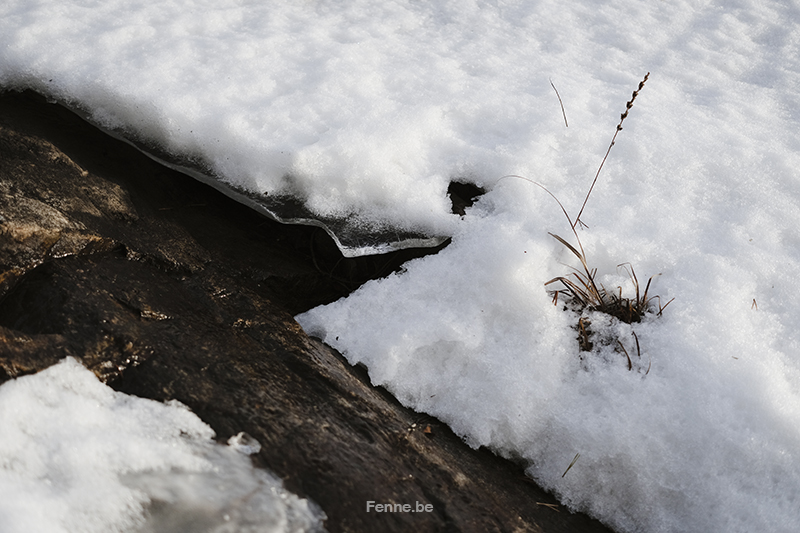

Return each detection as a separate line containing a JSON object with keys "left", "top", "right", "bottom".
{"left": 0, "top": 89, "right": 614, "bottom": 533}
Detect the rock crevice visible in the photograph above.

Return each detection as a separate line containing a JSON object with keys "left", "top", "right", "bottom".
{"left": 0, "top": 89, "right": 613, "bottom": 533}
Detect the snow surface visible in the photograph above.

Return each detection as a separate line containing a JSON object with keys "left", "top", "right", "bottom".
{"left": 0, "top": 358, "right": 325, "bottom": 533}
{"left": 3, "top": 0, "right": 800, "bottom": 532}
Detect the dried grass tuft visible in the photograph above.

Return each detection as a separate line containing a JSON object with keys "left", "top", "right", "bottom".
{"left": 546, "top": 257, "right": 673, "bottom": 325}
{"left": 500, "top": 73, "right": 670, "bottom": 368}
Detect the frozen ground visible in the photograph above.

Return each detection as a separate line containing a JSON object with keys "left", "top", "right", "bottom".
{"left": 2, "top": 1, "right": 800, "bottom": 532}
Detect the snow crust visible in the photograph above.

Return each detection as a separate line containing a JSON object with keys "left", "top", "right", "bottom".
{"left": 3, "top": 0, "right": 800, "bottom": 531}
{"left": 0, "top": 358, "right": 325, "bottom": 533}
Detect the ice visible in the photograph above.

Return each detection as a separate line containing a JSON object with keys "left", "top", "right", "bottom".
{"left": 0, "top": 358, "right": 325, "bottom": 533}
{"left": 227, "top": 432, "right": 263, "bottom": 456}
{"left": 3, "top": 0, "right": 800, "bottom": 531}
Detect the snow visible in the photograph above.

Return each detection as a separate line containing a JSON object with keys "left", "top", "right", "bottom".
{"left": 0, "top": 358, "right": 325, "bottom": 533}
{"left": 3, "top": 0, "right": 800, "bottom": 531}
{"left": 300, "top": 184, "right": 800, "bottom": 532}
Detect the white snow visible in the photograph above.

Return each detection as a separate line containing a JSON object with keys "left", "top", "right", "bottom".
{"left": 2, "top": 1, "right": 800, "bottom": 532}
{"left": 0, "top": 358, "right": 325, "bottom": 533}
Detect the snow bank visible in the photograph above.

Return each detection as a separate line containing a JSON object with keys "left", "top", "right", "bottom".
{"left": 298, "top": 181, "right": 800, "bottom": 533}
{"left": 0, "top": 358, "right": 325, "bottom": 533}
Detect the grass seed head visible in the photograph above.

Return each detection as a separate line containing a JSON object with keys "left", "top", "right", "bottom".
{"left": 502, "top": 72, "right": 667, "bottom": 368}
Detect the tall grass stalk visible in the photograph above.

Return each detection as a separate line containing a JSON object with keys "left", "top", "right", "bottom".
{"left": 574, "top": 73, "right": 649, "bottom": 229}
{"left": 499, "top": 72, "right": 671, "bottom": 361}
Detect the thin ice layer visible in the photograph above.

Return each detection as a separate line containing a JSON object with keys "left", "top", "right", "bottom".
{"left": 2, "top": 1, "right": 797, "bottom": 253}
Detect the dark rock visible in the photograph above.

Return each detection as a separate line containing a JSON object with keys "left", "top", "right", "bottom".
{"left": 448, "top": 181, "right": 487, "bottom": 216}
{"left": 0, "top": 89, "right": 614, "bottom": 533}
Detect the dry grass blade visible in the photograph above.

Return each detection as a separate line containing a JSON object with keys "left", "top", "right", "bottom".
{"left": 562, "top": 452, "right": 581, "bottom": 478}
{"left": 633, "top": 331, "right": 650, "bottom": 376}
{"left": 616, "top": 332, "right": 649, "bottom": 373}
{"left": 547, "top": 275, "right": 594, "bottom": 307}
{"left": 656, "top": 296, "right": 675, "bottom": 316}
{"left": 574, "top": 72, "right": 650, "bottom": 229}
{"left": 609, "top": 263, "right": 668, "bottom": 323}
{"left": 548, "top": 232, "right": 583, "bottom": 261}
{"left": 536, "top": 502, "right": 561, "bottom": 512}
{"left": 617, "top": 339, "right": 633, "bottom": 371}
{"left": 546, "top": 231, "right": 611, "bottom": 313}
{"left": 550, "top": 78, "right": 569, "bottom": 128}
{"left": 577, "top": 317, "right": 592, "bottom": 351}
{"left": 497, "top": 175, "right": 578, "bottom": 232}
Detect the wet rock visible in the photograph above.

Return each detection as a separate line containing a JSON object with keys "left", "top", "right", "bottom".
{"left": 0, "top": 89, "right": 613, "bottom": 533}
